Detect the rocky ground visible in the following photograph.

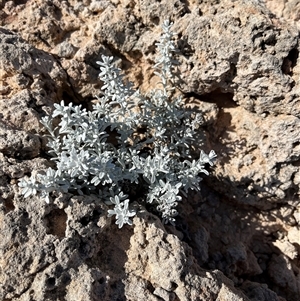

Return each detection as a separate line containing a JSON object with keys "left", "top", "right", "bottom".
{"left": 0, "top": 0, "right": 300, "bottom": 300}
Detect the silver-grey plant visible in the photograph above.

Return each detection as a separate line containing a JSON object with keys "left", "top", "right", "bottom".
{"left": 18, "top": 20, "right": 216, "bottom": 228}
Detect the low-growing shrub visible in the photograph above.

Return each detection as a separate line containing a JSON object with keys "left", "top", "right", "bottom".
{"left": 19, "top": 20, "right": 216, "bottom": 228}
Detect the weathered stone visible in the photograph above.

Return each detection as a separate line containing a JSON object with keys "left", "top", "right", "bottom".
{"left": 0, "top": 0, "right": 300, "bottom": 300}
{"left": 268, "top": 254, "right": 300, "bottom": 301}
{"left": 273, "top": 239, "right": 298, "bottom": 260}
{"left": 241, "top": 281, "right": 284, "bottom": 301}
{"left": 0, "top": 127, "right": 41, "bottom": 159}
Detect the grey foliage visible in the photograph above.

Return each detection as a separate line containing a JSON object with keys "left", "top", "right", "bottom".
{"left": 18, "top": 20, "right": 216, "bottom": 228}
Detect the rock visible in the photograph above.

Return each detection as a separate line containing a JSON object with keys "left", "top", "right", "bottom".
{"left": 293, "top": 209, "right": 300, "bottom": 224}
{"left": 213, "top": 109, "right": 300, "bottom": 209}
{"left": 0, "top": 194, "right": 251, "bottom": 301}
{"left": 0, "top": 90, "right": 41, "bottom": 132}
{"left": 0, "top": 127, "right": 41, "bottom": 159}
{"left": 287, "top": 226, "right": 300, "bottom": 244}
{"left": 273, "top": 239, "right": 298, "bottom": 260}
{"left": 153, "top": 287, "right": 176, "bottom": 301}
{"left": 268, "top": 254, "right": 300, "bottom": 301}
{"left": 0, "top": 0, "right": 300, "bottom": 300}
{"left": 241, "top": 281, "right": 284, "bottom": 301}
{"left": 125, "top": 213, "right": 250, "bottom": 301}
{"left": 265, "top": 0, "right": 300, "bottom": 25}
{"left": 192, "top": 225, "right": 209, "bottom": 265}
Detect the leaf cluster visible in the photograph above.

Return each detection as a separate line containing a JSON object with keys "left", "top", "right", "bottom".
{"left": 18, "top": 20, "right": 216, "bottom": 228}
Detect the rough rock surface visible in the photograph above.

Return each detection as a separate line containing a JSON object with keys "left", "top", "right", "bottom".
{"left": 0, "top": 0, "right": 300, "bottom": 300}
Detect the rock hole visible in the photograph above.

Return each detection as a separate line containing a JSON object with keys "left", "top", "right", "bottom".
{"left": 15, "top": 0, "right": 27, "bottom": 5}
{"left": 46, "top": 277, "right": 56, "bottom": 287}
{"left": 21, "top": 210, "right": 29, "bottom": 220}
{"left": 151, "top": 17, "right": 160, "bottom": 25}
{"left": 281, "top": 48, "right": 299, "bottom": 75}
{"left": 286, "top": 185, "right": 299, "bottom": 200}
{"left": 45, "top": 208, "right": 67, "bottom": 238}
{"left": 92, "top": 208, "right": 102, "bottom": 221}
{"left": 197, "top": 89, "right": 236, "bottom": 109}
{"left": 292, "top": 141, "right": 300, "bottom": 148}
{"left": 146, "top": 280, "right": 155, "bottom": 293}
{"left": 228, "top": 63, "right": 237, "bottom": 80}
{"left": 61, "top": 91, "right": 75, "bottom": 105}
{"left": 60, "top": 272, "right": 71, "bottom": 285}
{"left": 291, "top": 159, "right": 300, "bottom": 167}
{"left": 129, "top": 49, "right": 142, "bottom": 60}
{"left": 170, "top": 281, "right": 178, "bottom": 290}
{"left": 80, "top": 216, "right": 90, "bottom": 226}
{"left": 3, "top": 197, "right": 15, "bottom": 213}
{"left": 79, "top": 241, "right": 90, "bottom": 256}
{"left": 145, "top": 44, "right": 156, "bottom": 55}
{"left": 235, "top": 17, "right": 241, "bottom": 26}
{"left": 178, "top": 36, "right": 193, "bottom": 58}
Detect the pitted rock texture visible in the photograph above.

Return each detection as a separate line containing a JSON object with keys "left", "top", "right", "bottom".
{"left": 0, "top": 0, "right": 300, "bottom": 301}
